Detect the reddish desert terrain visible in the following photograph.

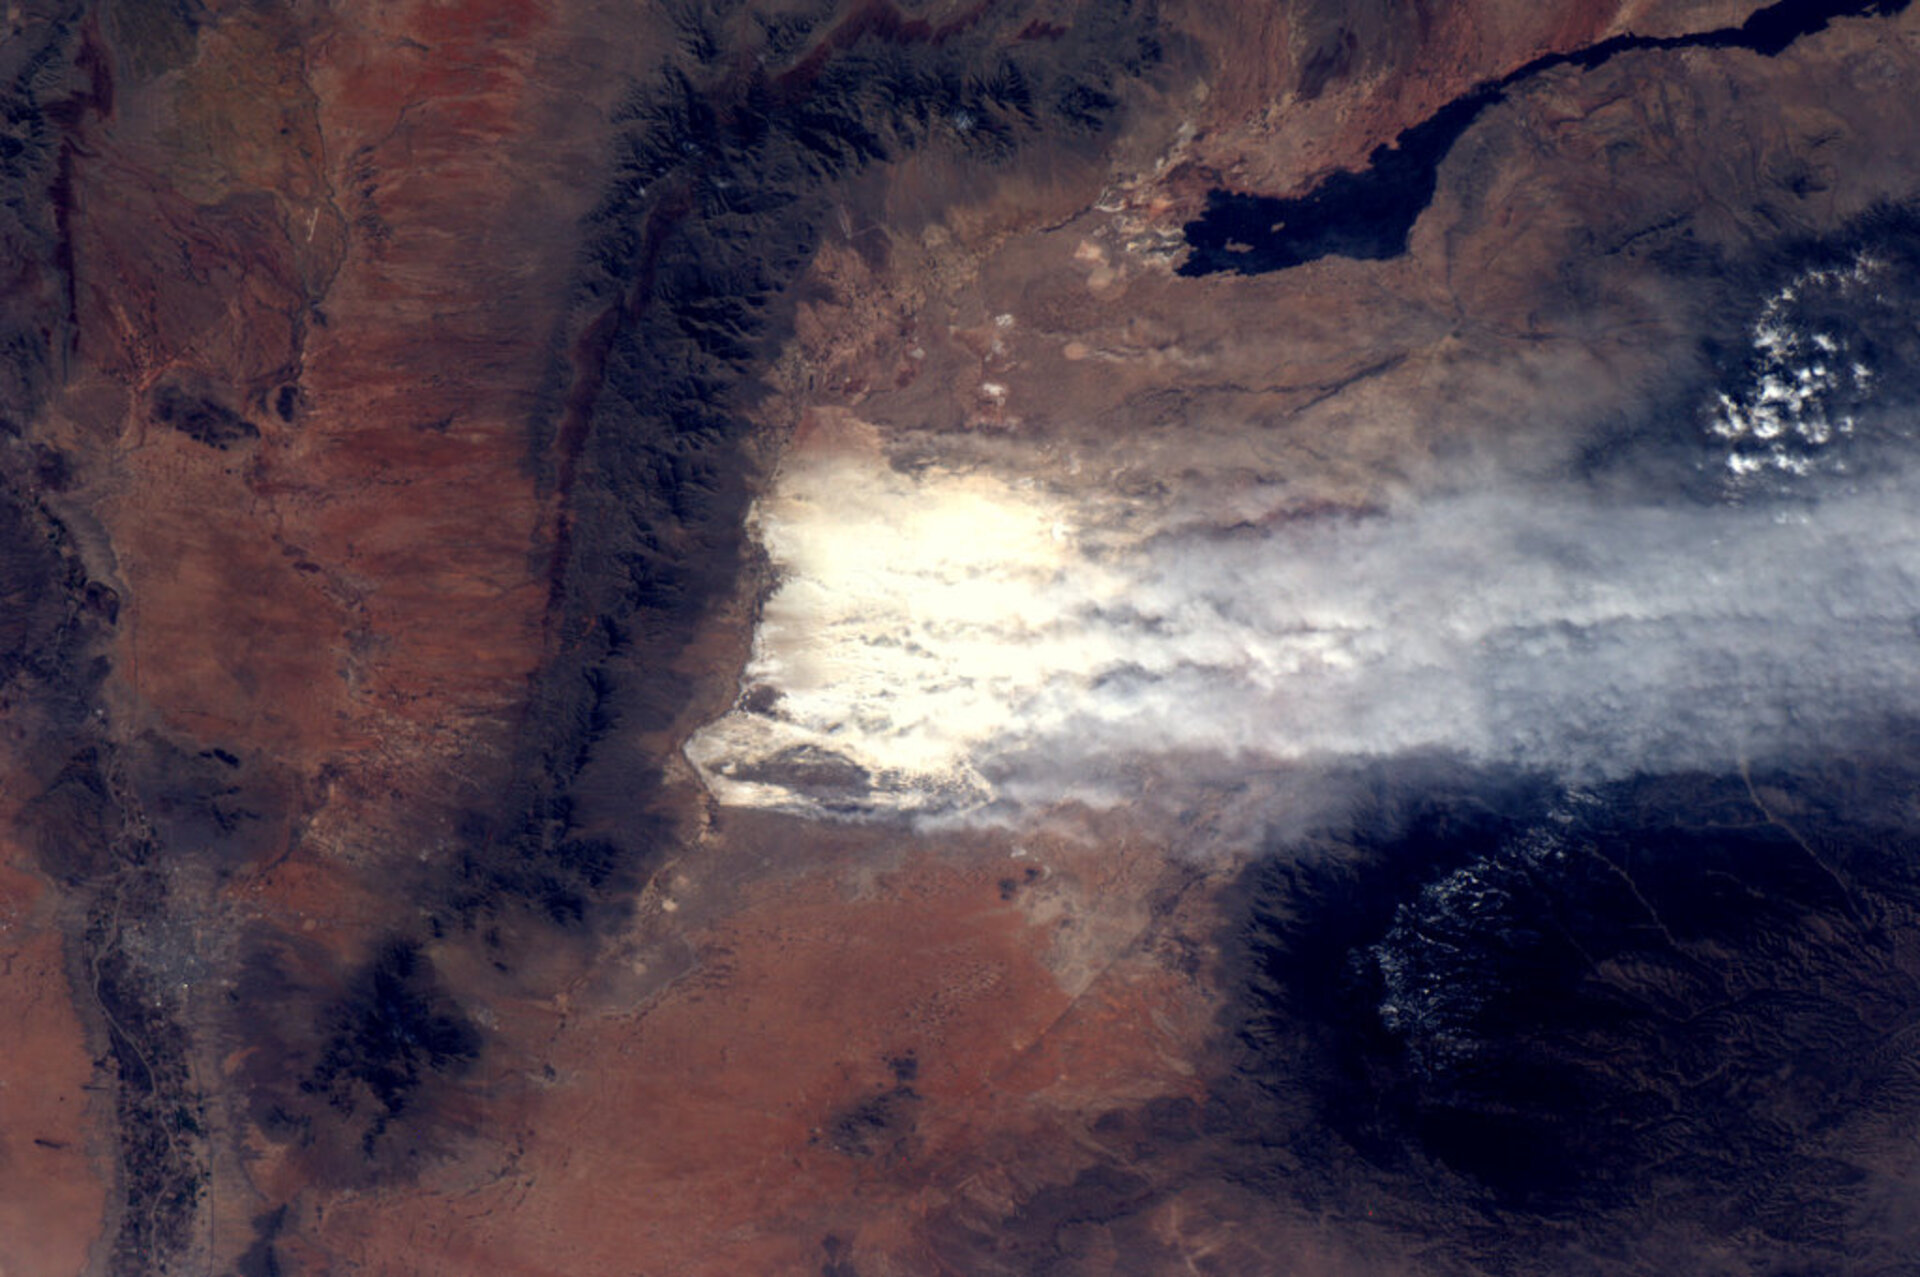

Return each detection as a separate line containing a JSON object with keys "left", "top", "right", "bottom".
{"left": 8, "top": 0, "right": 1920, "bottom": 1274}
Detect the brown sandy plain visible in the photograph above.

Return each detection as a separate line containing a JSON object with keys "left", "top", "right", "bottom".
{"left": 6, "top": 0, "right": 1920, "bottom": 1273}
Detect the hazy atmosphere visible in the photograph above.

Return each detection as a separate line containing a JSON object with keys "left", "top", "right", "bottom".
{"left": 692, "top": 344, "right": 1920, "bottom": 822}
{"left": 13, "top": 1, "right": 1920, "bottom": 1272}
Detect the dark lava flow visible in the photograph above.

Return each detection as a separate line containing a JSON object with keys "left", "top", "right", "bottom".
{"left": 1179, "top": 0, "right": 1914, "bottom": 277}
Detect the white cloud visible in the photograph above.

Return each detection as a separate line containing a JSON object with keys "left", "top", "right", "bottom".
{"left": 685, "top": 437, "right": 1920, "bottom": 823}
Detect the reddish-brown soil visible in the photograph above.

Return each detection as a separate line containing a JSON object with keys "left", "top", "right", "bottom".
{"left": 0, "top": 851, "right": 107, "bottom": 1277}
{"left": 291, "top": 825, "right": 1217, "bottom": 1274}
{"left": 9, "top": 0, "right": 1920, "bottom": 1273}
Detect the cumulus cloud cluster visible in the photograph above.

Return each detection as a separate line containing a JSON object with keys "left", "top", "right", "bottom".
{"left": 1710, "top": 252, "right": 1885, "bottom": 482}
{"left": 684, "top": 423, "right": 1920, "bottom": 822}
